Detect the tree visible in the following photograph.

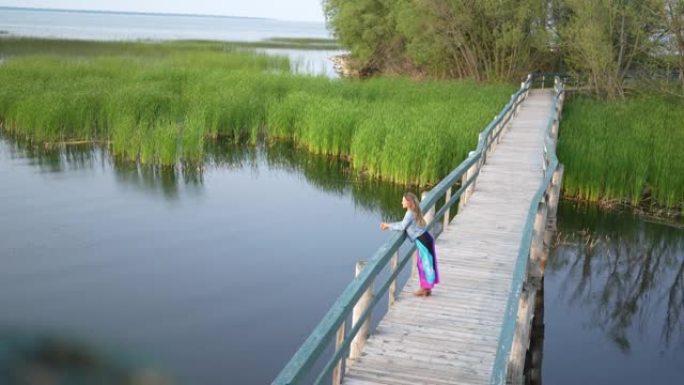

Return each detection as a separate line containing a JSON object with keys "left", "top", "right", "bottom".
{"left": 323, "top": 0, "right": 401, "bottom": 74}
{"left": 555, "top": 0, "right": 663, "bottom": 98}
{"left": 662, "top": 1, "right": 684, "bottom": 87}
{"left": 324, "top": 0, "right": 548, "bottom": 81}
{"left": 324, "top": 0, "right": 683, "bottom": 96}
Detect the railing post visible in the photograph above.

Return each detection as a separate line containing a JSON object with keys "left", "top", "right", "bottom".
{"left": 421, "top": 191, "right": 435, "bottom": 235}
{"left": 389, "top": 252, "right": 398, "bottom": 306}
{"left": 443, "top": 186, "right": 451, "bottom": 230}
{"left": 529, "top": 198, "right": 549, "bottom": 280}
{"left": 501, "top": 106, "right": 512, "bottom": 141}
{"left": 551, "top": 118, "right": 559, "bottom": 144}
{"left": 487, "top": 124, "right": 498, "bottom": 157}
{"left": 349, "top": 261, "right": 373, "bottom": 363}
{"left": 458, "top": 151, "right": 476, "bottom": 211}
{"left": 547, "top": 164, "right": 564, "bottom": 228}
{"left": 479, "top": 132, "right": 487, "bottom": 163}
{"left": 332, "top": 321, "right": 346, "bottom": 385}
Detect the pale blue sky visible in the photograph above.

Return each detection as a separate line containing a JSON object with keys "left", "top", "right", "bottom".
{"left": 0, "top": 0, "right": 326, "bottom": 22}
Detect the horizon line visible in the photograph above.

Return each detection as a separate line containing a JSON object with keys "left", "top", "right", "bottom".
{"left": 0, "top": 5, "right": 326, "bottom": 24}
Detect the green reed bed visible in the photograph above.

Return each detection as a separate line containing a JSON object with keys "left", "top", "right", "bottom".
{"left": 558, "top": 96, "right": 684, "bottom": 211}
{"left": 0, "top": 38, "right": 515, "bottom": 185}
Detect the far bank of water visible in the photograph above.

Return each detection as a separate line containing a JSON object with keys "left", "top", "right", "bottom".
{"left": 544, "top": 201, "right": 684, "bottom": 384}
{"left": 0, "top": 7, "right": 343, "bottom": 78}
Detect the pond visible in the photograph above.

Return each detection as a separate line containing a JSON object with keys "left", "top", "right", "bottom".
{"left": 2, "top": 140, "right": 683, "bottom": 384}
{"left": 0, "top": 136, "right": 406, "bottom": 384}
{"left": 544, "top": 201, "right": 684, "bottom": 384}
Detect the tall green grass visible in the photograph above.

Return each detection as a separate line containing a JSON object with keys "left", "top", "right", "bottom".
{"left": 558, "top": 96, "right": 684, "bottom": 211}
{"left": 0, "top": 38, "right": 515, "bottom": 185}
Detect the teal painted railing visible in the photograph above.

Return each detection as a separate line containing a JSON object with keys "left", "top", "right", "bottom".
{"left": 489, "top": 76, "right": 565, "bottom": 384}
{"left": 272, "top": 74, "right": 536, "bottom": 385}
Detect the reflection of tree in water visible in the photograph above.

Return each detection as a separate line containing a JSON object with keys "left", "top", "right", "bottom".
{"left": 1, "top": 134, "right": 406, "bottom": 218}
{"left": 111, "top": 163, "right": 203, "bottom": 201}
{"left": 262, "top": 141, "right": 406, "bottom": 218}
{"left": 2, "top": 136, "right": 101, "bottom": 174}
{"left": 0, "top": 330, "right": 173, "bottom": 385}
{"left": 548, "top": 201, "right": 684, "bottom": 352}
{"left": 170, "top": 139, "right": 405, "bottom": 218}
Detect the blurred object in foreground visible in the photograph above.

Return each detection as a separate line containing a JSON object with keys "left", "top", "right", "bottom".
{"left": 0, "top": 330, "right": 174, "bottom": 385}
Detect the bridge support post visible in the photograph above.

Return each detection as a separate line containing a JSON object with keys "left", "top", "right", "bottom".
{"left": 332, "top": 321, "right": 346, "bottom": 385}
{"left": 509, "top": 196, "right": 551, "bottom": 384}
{"left": 546, "top": 165, "right": 564, "bottom": 230}
{"left": 530, "top": 199, "right": 549, "bottom": 280}
{"left": 349, "top": 261, "right": 373, "bottom": 364}
{"left": 389, "top": 252, "right": 398, "bottom": 306}
{"left": 507, "top": 282, "right": 536, "bottom": 385}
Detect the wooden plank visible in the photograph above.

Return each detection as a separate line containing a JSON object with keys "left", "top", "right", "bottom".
{"left": 350, "top": 357, "right": 487, "bottom": 384}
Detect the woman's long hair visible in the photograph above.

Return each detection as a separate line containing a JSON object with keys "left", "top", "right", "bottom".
{"left": 404, "top": 192, "right": 426, "bottom": 227}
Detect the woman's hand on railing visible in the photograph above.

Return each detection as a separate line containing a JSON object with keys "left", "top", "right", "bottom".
{"left": 380, "top": 222, "right": 390, "bottom": 231}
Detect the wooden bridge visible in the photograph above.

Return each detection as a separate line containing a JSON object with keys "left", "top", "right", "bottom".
{"left": 273, "top": 75, "right": 566, "bottom": 385}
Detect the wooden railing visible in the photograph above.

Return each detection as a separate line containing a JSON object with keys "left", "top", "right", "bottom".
{"left": 489, "top": 76, "right": 565, "bottom": 384}
{"left": 272, "top": 74, "right": 535, "bottom": 385}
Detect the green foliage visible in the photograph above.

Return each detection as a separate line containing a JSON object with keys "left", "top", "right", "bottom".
{"left": 324, "top": 0, "right": 548, "bottom": 80}
{"left": 558, "top": 95, "right": 684, "bottom": 209}
{"left": 0, "top": 38, "right": 515, "bottom": 186}
{"left": 557, "top": 0, "right": 664, "bottom": 99}
{"left": 325, "top": 0, "right": 683, "bottom": 97}
{"left": 323, "top": 0, "right": 397, "bottom": 64}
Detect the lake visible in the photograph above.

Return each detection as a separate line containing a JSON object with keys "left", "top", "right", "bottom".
{"left": 0, "top": 7, "right": 344, "bottom": 78}
{"left": 544, "top": 201, "right": 684, "bottom": 384}
{"left": 0, "top": 136, "right": 408, "bottom": 384}
{"left": 3, "top": 139, "right": 681, "bottom": 385}
{"left": 0, "top": 7, "right": 331, "bottom": 42}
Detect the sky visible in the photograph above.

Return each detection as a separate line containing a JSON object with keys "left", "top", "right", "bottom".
{"left": 0, "top": 0, "right": 326, "bottom": 22}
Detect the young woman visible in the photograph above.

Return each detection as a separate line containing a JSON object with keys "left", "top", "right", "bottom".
{"left": 380, "top": 192, "right": 439, "bottom": 296}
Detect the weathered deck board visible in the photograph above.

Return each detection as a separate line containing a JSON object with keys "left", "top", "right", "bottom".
{"left": 343, "top": 90, "right": 554, "bottom": 384}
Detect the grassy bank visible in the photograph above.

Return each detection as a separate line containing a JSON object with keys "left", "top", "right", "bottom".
{"left": 558, "top": 95, "right": 684, "bottom": 213}
{"left": 0, "top": 38, "right": 515, "bottom": 185}
{"left": 0, "top": 36, "right": 340, "bottom": 55}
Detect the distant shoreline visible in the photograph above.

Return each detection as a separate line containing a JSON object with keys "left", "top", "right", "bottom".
{"left": 0, "top": 6, "right": 324, "bottom": 24}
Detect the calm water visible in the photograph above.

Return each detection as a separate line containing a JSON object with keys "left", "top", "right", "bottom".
{"left": 0, "top": 137, "right": 406, "bottom": 384}
{"left": 0, "top": 7, "right": 343, "bottom": 77}
{"left": 544, "top": 201, "right": 684, "bottom": 384}
{"left": 0, "top": 7, "right": 331, "bottom": 42}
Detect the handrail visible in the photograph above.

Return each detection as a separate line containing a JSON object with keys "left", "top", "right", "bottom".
{"left": 272, "top": 74, "right": 535, "bottom": 385}
{"left": 489, "top": 76, "right": 565, "bottom": 384}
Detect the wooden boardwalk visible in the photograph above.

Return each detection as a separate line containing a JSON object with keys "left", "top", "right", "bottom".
{"left": 343, "top": 89, "right": 555, "bottom": 385}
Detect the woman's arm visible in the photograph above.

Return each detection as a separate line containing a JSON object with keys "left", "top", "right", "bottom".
{"left": 381, "top": 211, "right": 413, "bottom": 231}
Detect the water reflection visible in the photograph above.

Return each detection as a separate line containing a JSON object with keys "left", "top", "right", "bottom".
{"left": 548, "top": 201, "right": 684, "bottom": 351}
{"left": 1, "top": 134, "right": 405, "bottom": 218}
{"left": 0, "top": 132, "right": 409, "bottom": 384}
{"left": 111, "top": 164, "right": 204, "bottom": 201}
{"left": 4, "top": 139, "right": 102, "bottom": 174}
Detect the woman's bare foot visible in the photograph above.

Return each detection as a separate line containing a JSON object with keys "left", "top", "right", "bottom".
{"left": 414, "top": 288, "right": 429, "bottom": 297}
